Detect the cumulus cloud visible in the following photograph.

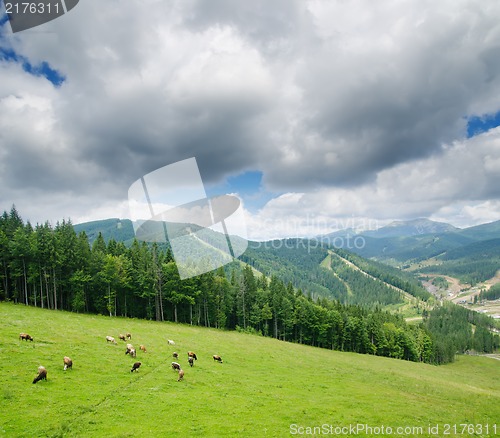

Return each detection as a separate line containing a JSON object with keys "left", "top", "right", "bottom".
{"left": 245, "top": 128, "right": 500, "bottom": 239}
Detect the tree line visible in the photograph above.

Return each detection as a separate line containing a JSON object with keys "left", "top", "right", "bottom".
{"left": 1, "top": 206, "right": 497, "bottom": 364}
{"left": 423, "top": 303, "right": 499, "bottom": 363}
{"left": 478, "top": 284, "right": 500, "bottom": 302}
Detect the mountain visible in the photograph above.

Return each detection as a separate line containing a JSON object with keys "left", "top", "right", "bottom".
{"left": 320, "top": 219, "right": 500, "bottom": 262}
{"left": 239, "top": 239, "right": 431, "bottom": 306}
{"left": 362, "top": 218, "right": 459, "bottom": 238}
{"left": 71, "top": 219, "right": 430, "bottom": 309}
{"left": 457, "top": 219, "right": 500, "bottom": 241}
{"left": 73, "top": 218, "right": 135, "bottom": 243}
{"left": 349, "top": 232, "right": 474, "bottom": 262}
{"left": 418, "top": 238, "right": 500, "bottom": 285}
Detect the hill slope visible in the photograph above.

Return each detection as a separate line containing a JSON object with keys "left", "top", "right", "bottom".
{"left": 71, "top": 219, "right": 429, "bottom": 309}
{"left": 241, "top": 240, "right": 431, "bottom": 307}
{"left": 1, "top": 303, "right": 499, "bottom": 437}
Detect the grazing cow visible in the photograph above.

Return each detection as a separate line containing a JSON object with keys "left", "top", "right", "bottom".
{"left": 172, "top": 352, "right": 178, "bottom": 359}
{"left": 168, "top": 339, "right": 175, "bottom": 345}
{"left": 131, "top": 362, "right": 141, "bottom": 372}
{"left": 125, "top": 344, "right": 136, "bottom": 358}
{"left": 187, "top": 351, "right": 197, "bottom": 360}
{"left": 126, "top": 333, "right": 132, "bottom": 339}
{"left": 171, "top": 362, "right": 181, "bottom": 371}
{"left": 188, "top": 356, "right": 194, "bottom": 367}
{"left": 106, "top": 336, "right": 117, "bottom": 344}
{"left": 119, "top": 334, "right": 126, "bottom": 342}
{"left": 213, "top": 355, "right": 223, "bottom": 363}
{"left": 32, "top": 366, "right": 47, "bottom": 384}
{"left": 19, "top": 333, "right": 33, "bottom": 342}
{"left": 177, "top": 369, "right": 184, "bottom": 381}
{"left": 63, "top": 356, "right": 73, "bottom": 370}
{"left": 140, "top": 345, "right": 147, "bottom": 353}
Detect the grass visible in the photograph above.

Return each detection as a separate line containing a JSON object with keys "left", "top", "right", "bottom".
{"left": 0, "top": 302, "right": 499, "bottom": 437}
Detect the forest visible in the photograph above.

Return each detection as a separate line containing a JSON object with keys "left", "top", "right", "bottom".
{"left": 478, "top": 283, "right": 500, "bottom": 302}
{"left": 0, "top": 206, "right": 498, "bottom": 364}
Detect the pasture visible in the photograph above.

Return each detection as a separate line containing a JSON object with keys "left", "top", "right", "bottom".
{"left": 0, "top": 302, "right": 499, "bottom": 437}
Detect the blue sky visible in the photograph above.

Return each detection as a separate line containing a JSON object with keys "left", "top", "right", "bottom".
{"left": 205, "top": 170, "right": 281, "bottom": 213}
{"left": 0, "top": 47, "right": 65, "bottom": 86}
{"left": 467, "top": 112, "right": 500, "bottom": 138}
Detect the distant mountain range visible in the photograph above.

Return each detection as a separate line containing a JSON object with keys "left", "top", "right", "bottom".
{"left": 322, "top": 218, "right": 495, "bottom": 240}
{"left": 319, "top": 218, "right": 500, "bottom": 285}
{"left": 72, "top": 217, "right": 432, "bottom": 309}
{"left": 363, "top": 218, "right": 459, "bottom": 238}
{"left": 73, "top": 217, "right": 500, "bottom": 287}
{"left": 74, "top": 217, "right": 500, "bottom": 259}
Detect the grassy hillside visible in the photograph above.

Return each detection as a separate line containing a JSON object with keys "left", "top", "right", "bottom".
{"left": 1, "top": 303, "right": 499, "bottom": 437}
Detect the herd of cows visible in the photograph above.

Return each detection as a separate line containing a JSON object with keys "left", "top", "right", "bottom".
{"left": 19, "top": 331, "right": 223, "bottom": 384}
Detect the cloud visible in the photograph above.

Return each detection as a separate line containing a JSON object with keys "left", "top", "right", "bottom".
{"left": 245, "top": 128, "right": 500, "bottom": 239}
{"left": 1, "top": 0, "right": 500, "bottom": 232}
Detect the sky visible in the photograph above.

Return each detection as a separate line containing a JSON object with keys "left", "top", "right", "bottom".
{"left": 1, "top": 0, "right": 500, "bottom": 241}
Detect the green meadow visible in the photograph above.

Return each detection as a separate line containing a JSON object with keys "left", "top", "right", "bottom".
{"left": 0, "top": 302, "right": 498, "bottom": 437}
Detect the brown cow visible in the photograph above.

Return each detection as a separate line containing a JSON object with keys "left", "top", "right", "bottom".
{"left": 63, "top": 356, "right": 73, "bottom": 370}
{"left": 19, "top": 333, "right": 33, "bottom": 342}
{"left": 171, "top": 362, "right": 181, "bottom": 371}
{"left": 187, "top": 351, "right": 197, "bottom": 360}
{"left": 177, "top": 369, "right": 184, "bottom": 381}
{"left": 131, "top": 362, "right": 141, "bottom": 372}
{"left": 213, "top": 355, "right": 223, "bottom": 363}
{"left": 32, "top": 366, "right": 47, "bottom": 384}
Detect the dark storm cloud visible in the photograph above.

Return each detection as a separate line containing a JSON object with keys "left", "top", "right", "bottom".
{"left": 259, "top": 0, "right": 500, "bottom": 190}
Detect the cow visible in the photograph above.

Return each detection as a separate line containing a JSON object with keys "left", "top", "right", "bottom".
{"left": 32, "top": 366, "right": 47, "bottom": 384}
{"left": 63, "top": 356, "right": 73, "bottom": 370}
{"left": 125, "top": 344, "right": 136, "bottom": 357}
{"left": 213, "top": 355, "right": 223, "bottom": 363}
{"left": 177, "top": 369, "right": 184, "bottom": 381}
